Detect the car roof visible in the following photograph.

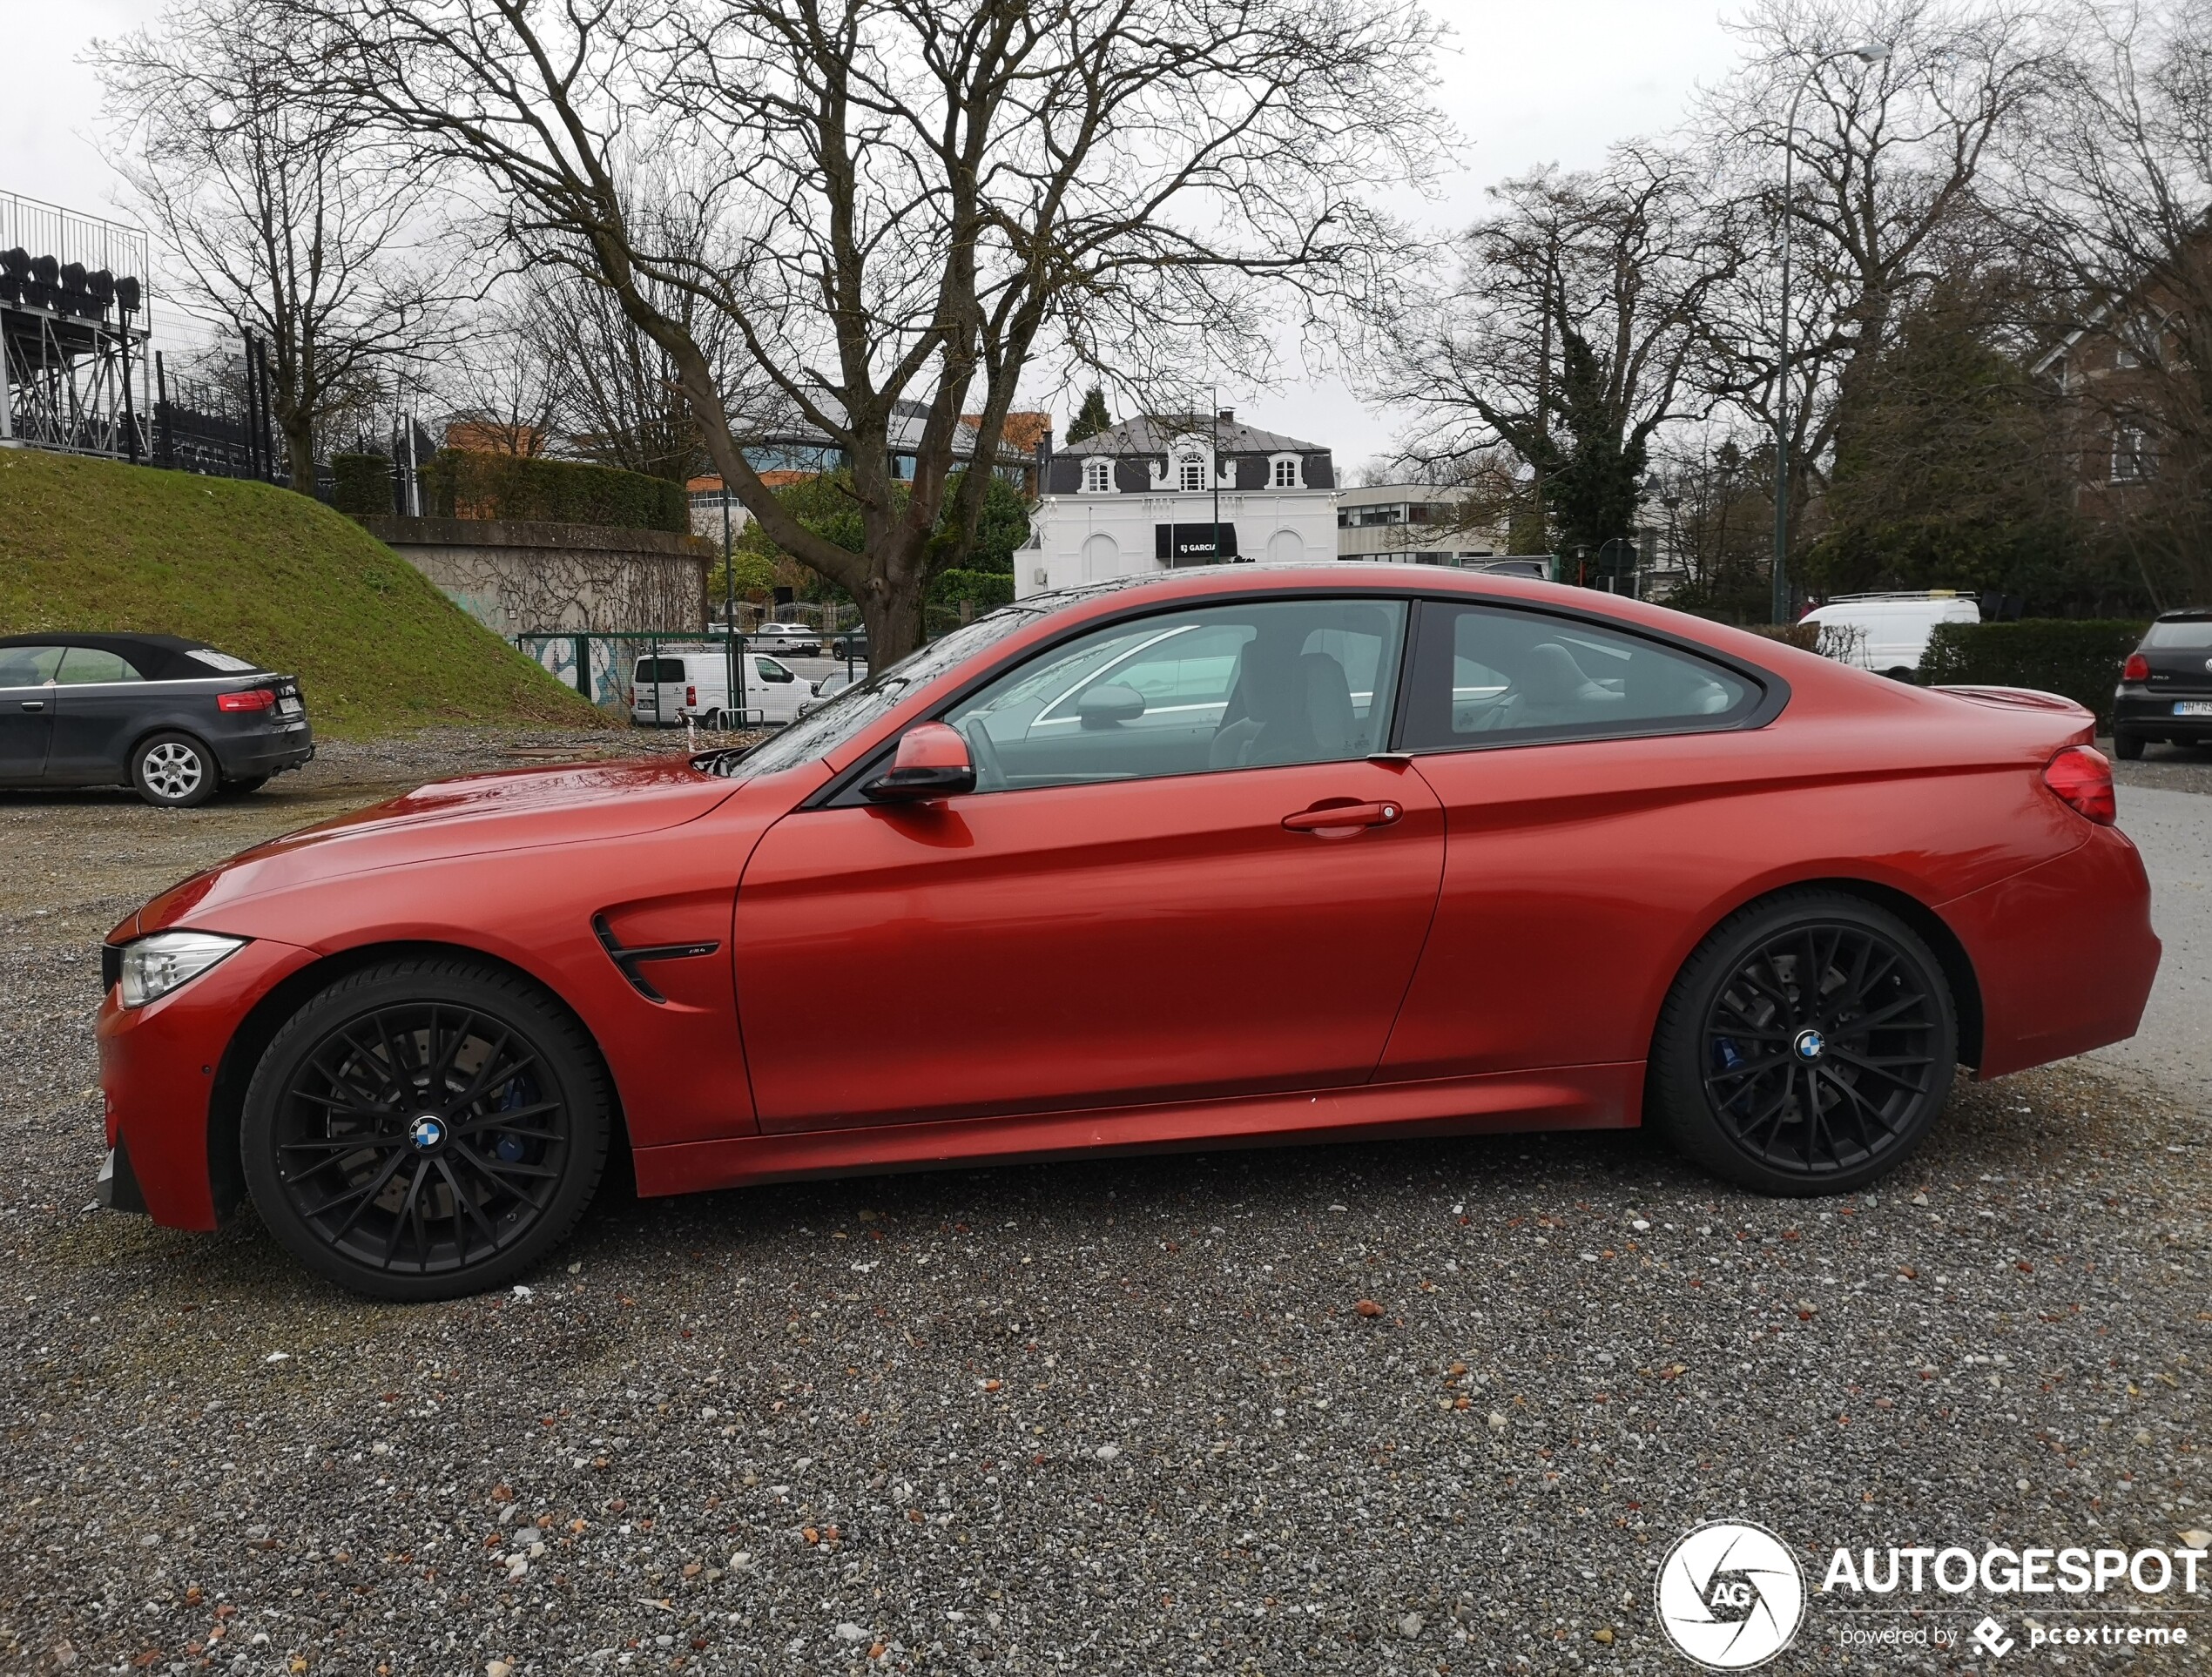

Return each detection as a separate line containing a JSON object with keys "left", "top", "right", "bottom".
{"left": 0, "top": 630, "right": 265, "bottom": 679}
{"left": 2155, "top": 608, "right": 2212, "bottom": 622}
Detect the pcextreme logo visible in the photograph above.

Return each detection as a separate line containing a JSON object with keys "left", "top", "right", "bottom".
{"left": 1654, "top": 1520, "right": 1807, "bottom": 1670}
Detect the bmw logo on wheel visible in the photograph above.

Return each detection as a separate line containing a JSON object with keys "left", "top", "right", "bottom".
{"left": 408, "top": 1115, "right": 447, "bottom": 1151}
{"left": 1655, "top": 1520, "right": 1807, "bottom": 1670}
{"left": 1791, "top": 1027, "right": 1826, "bottom": 1062}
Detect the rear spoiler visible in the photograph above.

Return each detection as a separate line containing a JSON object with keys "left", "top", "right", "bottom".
{"left": 1932, "top": 685, "right": 2095, "bottom": 743}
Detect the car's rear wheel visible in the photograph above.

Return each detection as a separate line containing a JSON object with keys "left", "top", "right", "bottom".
{"left": 2113, "top": 730, "right": 2145, "bottom": 761}
{"left": 242, "top": 957, "right": 610, "bottom": 1301}
{"left": 1649, "top": 892, "right": 1957, "bottom": 1196}
{"left": 132, "top": 732, "right": 218, "bottom": 808}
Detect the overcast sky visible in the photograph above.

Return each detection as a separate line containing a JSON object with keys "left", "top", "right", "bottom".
{"left": 4, "top": 0, "right": 1745, "bottom": 474}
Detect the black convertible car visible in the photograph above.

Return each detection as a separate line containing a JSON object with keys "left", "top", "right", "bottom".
{"left": 0, "top": 633, "right": 313, "bottom": 807}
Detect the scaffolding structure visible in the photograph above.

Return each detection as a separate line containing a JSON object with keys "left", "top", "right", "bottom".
{"left": 1, "top": 192, "right": 152, "bottom": 461}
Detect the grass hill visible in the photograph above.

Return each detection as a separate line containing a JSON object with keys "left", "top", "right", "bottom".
{"left": 0, "top": 448, "right": 606, "bottom": 738}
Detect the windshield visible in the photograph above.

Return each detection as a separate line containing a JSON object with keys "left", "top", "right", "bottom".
{"left": 2145, "top": 618, "right": 2212, "bottom": 649}
{"left": 696, "top": 607, "right": 1044, "bottom": 780}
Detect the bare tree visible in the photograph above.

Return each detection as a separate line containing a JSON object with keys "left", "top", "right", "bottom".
{"left": 94, "top": 0, "right": 448, "bottom": 489}
{"left": 264, "top": 0, "right": 1446, "bottom": 660}
{"left": 1692, "top": 0, "right": 2054, "bottom": 562}
{"left": 2006, "top": 0, "right": 2212, "bottom": 605}
{"left": 1374, "top": 146, "right": 1743, "bottom": 563}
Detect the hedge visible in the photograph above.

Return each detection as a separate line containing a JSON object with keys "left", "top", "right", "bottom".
{"left": 330, "top": 452, "right": 394, "bottom": 517}
{"left": 1918, "top": 619, "right": 2149, "bottom": 728}
{"left": 1739, "top": 623, "right": 1820, "bottom": 651}
{"left": 929, "top": 568, "right": 1016, "bottom": 611}
{"left": 418, "top": 448, "right": 689, "bottom": 533}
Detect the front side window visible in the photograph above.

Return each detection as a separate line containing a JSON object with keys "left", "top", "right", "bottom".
{"left": 0, "top": 645, "right": 66, "bottom": 687}
{"left": 57, "top": 647, "right": 144, "bottom": 684}
{"left": 755, "top": 657, "right": 796, "bottom": 684}
{"left": 943, "top": 597, "right": 1407, "bottom": 791}
{"left": 1398, "top": 603, "right": 1758, "bottom": 751}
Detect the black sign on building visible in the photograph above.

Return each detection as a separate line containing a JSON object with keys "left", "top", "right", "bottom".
{"left": 1156, "top": 522, "right": 1238, "bottom": 565}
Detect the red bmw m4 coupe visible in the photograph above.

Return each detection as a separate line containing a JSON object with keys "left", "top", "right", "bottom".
{"left": 95, "top": 567, "right": 2160, "bottom": 1298}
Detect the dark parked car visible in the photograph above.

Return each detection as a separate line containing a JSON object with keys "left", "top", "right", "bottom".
{"left": 0, "top": 633, "right": 313, "bottom": 807}
{"left": 2112, "top": 610, "right": 2212, "bottom": 759}
{"left": 831, "top": 626, "right": 869, "bottom": 660}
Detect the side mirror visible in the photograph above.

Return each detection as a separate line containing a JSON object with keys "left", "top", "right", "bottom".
{"left": 1076, "top": 683, "right": 1146, "bottom": 730}
{"left": 861, "top": 721, "right": 975, "bottom": 804}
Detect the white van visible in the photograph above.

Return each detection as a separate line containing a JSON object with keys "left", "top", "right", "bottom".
{"left": 629, "top": 649, "right": 809, "bottom": 727}
{"left": 1799, "top": 592, "right": 1980, "bottom": 681}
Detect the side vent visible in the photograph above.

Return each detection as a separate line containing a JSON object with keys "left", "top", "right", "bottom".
{"left": 592, "top": 913, "right": 721, "bottom": 1003}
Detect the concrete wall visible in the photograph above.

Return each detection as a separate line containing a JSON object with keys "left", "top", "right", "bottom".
{"left": 361, "top": 515, "right": 711, "bottom": 636}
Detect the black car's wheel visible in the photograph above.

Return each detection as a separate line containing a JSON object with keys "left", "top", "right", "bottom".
{"left": 2113, "top": 731, "right": 2145, "bottom": 761}
{"left": 242, "top": 957, "right": 610, "bottom": 1301}
{"left": 132, "top": 731, "right": 218, "bottom": 808}
{"left": 1649, "top": 892, "right": 1957, "bottom": 1195}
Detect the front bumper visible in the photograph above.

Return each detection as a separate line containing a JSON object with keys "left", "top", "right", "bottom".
{"left": 96, "top": 933, "right": 318, "bottom": 1230}
{"left": 2113, "top": 690, "right": 2212, "bottom": 742}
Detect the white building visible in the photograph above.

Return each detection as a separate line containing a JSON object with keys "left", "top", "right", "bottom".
{"left": 1336, "top": 482, "right": 1511, "bottom": 564}
{"left": 1019, "top": 412, "right": 1338, "bottom": 597}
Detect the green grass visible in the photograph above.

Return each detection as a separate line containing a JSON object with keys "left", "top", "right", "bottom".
{"left": 0, "top": 448, "right": 605, "bottom": 737}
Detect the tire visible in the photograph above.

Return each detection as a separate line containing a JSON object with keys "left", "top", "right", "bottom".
{"left": 2113, "top": 731, "right": 2145, "bottom": 761}
{"left": 241, "top": 956, "right": 612, "bottom": 1301}
{"left": 223, "top": 774, "right": 271, "bottom": 796}
{"left": 1648, "top": 891, "right": 1958, "bottom": 1196}
{"left": 132, "top": 731, "right": 219, "bottom": 808}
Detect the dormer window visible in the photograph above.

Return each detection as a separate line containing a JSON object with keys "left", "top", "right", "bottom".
{"left": 1082, "top": 459, "right": 1112, "bottom": 493}
{"left": 1177, "top": 456, "right": 1205, "bottom": 493}
{"left": 1271, "top": 456, "right": 1299, "bottom": 488}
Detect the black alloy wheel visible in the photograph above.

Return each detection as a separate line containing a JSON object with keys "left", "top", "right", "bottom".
{"left": 1649, "top": 892, "right": 1957, "bottom": 1195}
{"left": 243, "top": 958, "right": 609, "bottom": 1300}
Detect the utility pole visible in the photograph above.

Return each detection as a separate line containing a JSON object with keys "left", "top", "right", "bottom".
{"left": 1211, "top": 385, "right": 1221, "bottom": 562}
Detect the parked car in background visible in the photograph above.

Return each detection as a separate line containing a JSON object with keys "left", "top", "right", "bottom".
{"left": 2112, "top": 609, "right": 2212, "bottom": 759}
{"left": 629, "top": 649, "right": 809, "bottom": 727}
{"left": 1462, "top": 558, "right": 1550, "bottom": 582}
{"left": 1799, "top": 591, "right": 1980, "bottom": 680}
{"left": 0, "top": 633, "right": 313, "bottom": 808}
{"left": 797, "top": 664, "right": 868, "bottom": 720}
{"left": 98, "top": 566, "right": 2157, "bottom": 1298}
{"left": 830, "top": 626, "right": 869, "bottom": 661}
{"left": 751, "top": 622, "right": 821, "bottom": 657}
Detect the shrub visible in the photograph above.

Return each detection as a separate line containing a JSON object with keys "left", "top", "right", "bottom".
{"left": 928, "top": 568, "right": 1016, "bottom": 611}
{"left": 418, "top": 448, "right": 689, "bottom": 533}
{"left": 330, "top": 452, "right": 394, "bottom": 518}
{"left": 1740, "top": 623, "right": 1820, "bottom": 652}
{"left": 1918, "top": 619, "right": 2149, "bottom": 727}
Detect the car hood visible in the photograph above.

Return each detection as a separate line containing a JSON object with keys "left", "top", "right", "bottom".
{"left": 127, "top": 758, "right": 738, "bottom": 936}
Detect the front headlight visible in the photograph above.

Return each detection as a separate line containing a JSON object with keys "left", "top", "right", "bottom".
{"left": 118, "top": 932, "right": 246, "bottom": 1008}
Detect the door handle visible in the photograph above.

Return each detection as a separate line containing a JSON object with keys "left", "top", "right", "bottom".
{"left": 1282, "top": 799, "right": 1401, "bottom": 836}
{"left": 18, "top": 700, "right": 44, "bottom": 711}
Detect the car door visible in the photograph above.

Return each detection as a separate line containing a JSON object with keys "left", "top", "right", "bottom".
{"left": 0, "top": 643, "right": 64, "bottom": 782}
{"left": 1373, "top": 598, "right": 1777, "bottom": 1082}
{"left": 45, "top": 644, "right": 154, "bottom": 784}
{"left": 733, "top": 595, "right": 1445, "bottom": 1131}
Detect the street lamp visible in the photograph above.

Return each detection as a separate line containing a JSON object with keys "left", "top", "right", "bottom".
{"left": 1770, "top": 40, "right": 1890, "bottom": 624}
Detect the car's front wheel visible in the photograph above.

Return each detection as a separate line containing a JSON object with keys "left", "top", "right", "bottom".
{"left": 2113, "top": 730, "right": 2145, "bottom": 761}
{"left": 132, "top": 732, "right": 218, "bottom": 808}
{"left": 242, "top": 957, "right": 611, "bottom": 1300}
{"left": 1648, "top": 892, "right": 1958, "bottom": 1196}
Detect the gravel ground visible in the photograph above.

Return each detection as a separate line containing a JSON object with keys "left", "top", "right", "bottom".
{"left": 2, "top": 733, "right": 2206, "bottom": 1675}
{"left": 2105, "top": 737, "right": 2212, "bottom": 799}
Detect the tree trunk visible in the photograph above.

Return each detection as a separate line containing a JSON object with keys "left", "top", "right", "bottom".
{"left": 285, "top": 421, "right": 315, "bottom": 497}
{"left": 859, "top": 567, "right": 929, "bottom": 669}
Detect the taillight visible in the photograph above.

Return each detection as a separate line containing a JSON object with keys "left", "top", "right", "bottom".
{"left": 2121, "top": 652, "right": 2150, "bottom": 682}
{"left": 686, "top": 684, "right": 698, "bottom": 707}
{"left": 216, "top": 688, "right": 276, "bottom": 712}
{"left": 2043, "top": 744, "right": 2115, "bottom": 825}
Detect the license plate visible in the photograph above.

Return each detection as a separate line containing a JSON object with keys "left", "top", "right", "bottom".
{"left": 2175, "top": 701, "right": 2212, "bottom": 717}
{"left": 276, "top": 696, "right": 302, "bottom": 716}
